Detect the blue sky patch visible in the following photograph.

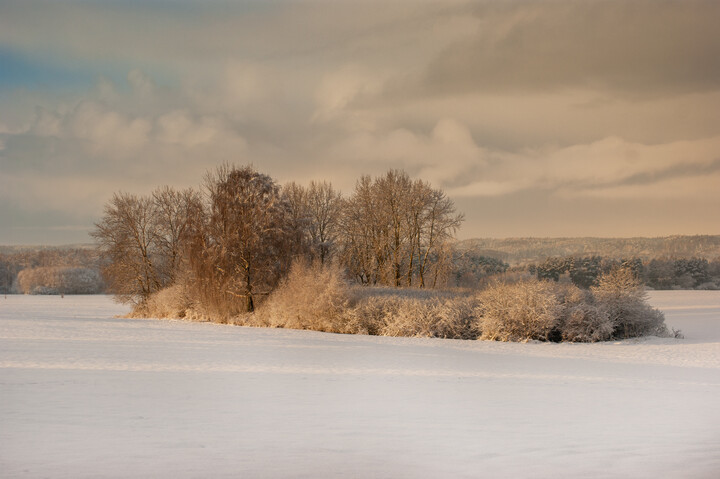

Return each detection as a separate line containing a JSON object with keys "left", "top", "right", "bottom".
{"left": 0, "top": 48, "right": 95, "bottom": 91}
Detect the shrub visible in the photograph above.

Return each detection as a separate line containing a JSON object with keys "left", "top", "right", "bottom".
{"left": 592, "top": 267, "right": 668, "bottom": 338}
{"left": 347, "top": 294, "right": 477, "bottom": 339}
{"left": 254, "top": 259, "right": 351, "bottom": 332}
{"left": 254, "top": 264, "right": 478, "bottom": 339}
{"left": 339, "top": 294, "right": 387, "bottom": 335}
{"left": 561, "top": 303, "right": 613, "bottom": 342}
{"left": 431, "top": 297, "right": 479, "bottom": 340}
{"left": 139, "top": 283, "right": 194, "bottom": 319}
{"left": 552, "top": 283, "right": 612, "bottom": 342}
{"left": 130, "top": 262, "right": 670, "bottom": 344}
{"left": 478, "top": 280, "right": 562, "bottom": 342}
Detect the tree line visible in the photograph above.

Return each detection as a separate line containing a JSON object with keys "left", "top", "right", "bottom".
{"left": 0, "top": 248, "right": 101, "bottom": 294}
{"left": 92, "top": 165, "right": 463, "bottom": 316}
{"left": 528, "top": 255, "right": 720, "bottom": 290}
{"left": 456, "top": 235, "right": 720, "bottom": 264}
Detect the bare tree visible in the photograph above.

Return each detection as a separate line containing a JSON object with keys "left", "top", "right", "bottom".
{"left": 340, "top": 175, "right": 384, "bottom": 285}
{"left": 91, "top": 192, "right": 161, "bottom": 304}
{"left": 417, "top": 188, "right": 464, "bottom": 288}
{"left": 306, "top": 180, "right": 342, "bottom": 264}
{"left": 339, "top": 169, "right": 463, "bottom": 288}
{"left": 151, "top": 186, "right": 202, "bottom": 286}
{"left": 376, "top": 170, "right": 414, "bottom": 286}
{"left": 281, "top": 182, "right": 311, "bottom": 258}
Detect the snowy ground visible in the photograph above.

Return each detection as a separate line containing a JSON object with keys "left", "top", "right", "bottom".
{"left": 1, "top": 292, "right": 719, "bottom": 478}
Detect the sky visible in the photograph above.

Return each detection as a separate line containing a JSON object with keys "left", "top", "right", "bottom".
{"left": 1, "top": 0, "right": 720, "bottom": 244}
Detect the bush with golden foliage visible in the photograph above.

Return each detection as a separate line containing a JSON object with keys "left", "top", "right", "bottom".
{"left": 252, "top": 259, "right": 350, "bottom": 332}
{"left": 478, "top": 280, "right": 561, "bottom": 342}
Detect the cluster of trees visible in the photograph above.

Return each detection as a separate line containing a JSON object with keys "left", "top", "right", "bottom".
{"left": 645, "top": 257, "right": 720, "bottom": 289}
{"left": 93, "top": 165, "right": 463, "bottom": 317}
{"left": 92, "top": 186, "right": 201, "bottom": 303}
{"left": 93, "top": 164, "right": 672, "bottom": 343}
{"left": 339, "top": 170, "right": 463, "bottom": 288}
{"left": 0, "top": 247, "right": 101, "bottom": 294}
{"left": 527, "top": 255, "right": 720, "bottom": 290}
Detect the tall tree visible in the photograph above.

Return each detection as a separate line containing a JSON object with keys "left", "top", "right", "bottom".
{"left": 281, "top": 182, "right": 311, "bottom": 258}
{"left": 91, "top": 192, "right": 161, "bottom": 304}
{"left": 376, "top": 170, "right": 413, "bottom": 286}
{"left": 151, "top": 186, "right": 201, "bottom": 286}
{"left": 340, "top": 175, "right": 384, "bottom": 285}
{"left": 417, "top": 188, "right": 463, "bottom": 288}
{"left": 188, "top": 165, "right": 297, "bottom": 313}
{"left": 306, "top": 180, "right": 342, "bottom": 264}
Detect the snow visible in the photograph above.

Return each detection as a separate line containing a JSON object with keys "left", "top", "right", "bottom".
{"left": 1, "top": 292, "right": 719, "bottom": 478}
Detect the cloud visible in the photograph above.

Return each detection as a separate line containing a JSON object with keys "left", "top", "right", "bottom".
{"left": 322, "top": 117, "right": 485, "bottom": 185}
{"left": 447, "top": 180, "right": 529, "bottom": 198}
{"left": 574, "top": 173, "right": 720, "bottom": 200}
{"left": 0, "top": 73, "right": 250, "bottom": 238}
{"left": 313, "top": 65, "right": 384, "bottom": 123}
{"left": 1, "top": 1, "right": 719, "bottom": 242}
{"left": 127, "top": 69, "right": 155, "bottom": 97}
{"left": 382, "top": 0, "right": 720, "bottom": 100}
{"left": 446, "top": 135, "right": 720, "bottom": 200}
{"left": 67, "top": 101, "right": 152, "bottom": 153}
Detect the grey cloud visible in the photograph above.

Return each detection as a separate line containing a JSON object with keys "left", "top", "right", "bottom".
{"left": 537, "top": 155, "right": 720, "bottom": 202}
{"left": 0, "top": 1, "right": 446, "bottom": 69}
{"left": 2, "top": 1, "right": 720, "bottom": 242}
{"left": 382, "top": 0, "right": 720, "bottom": 100}
{"left": 593, "top": 157, "right": 720, "bottom": 189}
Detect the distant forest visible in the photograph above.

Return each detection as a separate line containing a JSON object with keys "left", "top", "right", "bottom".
{"left": 455, "top": 236, "right": 720, "bottom": 266}
{"left": 0, "top": 246, "right": 102, "bottom": 294}
{"left": 2, "top": 229, "right": 719, "bottom": 295}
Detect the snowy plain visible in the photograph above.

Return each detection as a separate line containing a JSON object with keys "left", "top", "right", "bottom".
{"left": 1, "top": 291, "right": 719, "bottom": 478}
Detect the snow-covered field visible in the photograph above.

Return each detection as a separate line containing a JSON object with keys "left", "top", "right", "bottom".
{"left": 1, "top": 292, "right": 719, "bottom": 478}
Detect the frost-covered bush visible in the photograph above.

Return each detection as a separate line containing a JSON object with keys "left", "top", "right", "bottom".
{"left": 140, "top": 283, "right": 194, "bottom": 319}
{"left": 476, "top": 274, "right": 668, "bottom": 342}
{"left": 254, "top": 260, "right": 351, "bottom": 332}
{"left": 478, "top": 280, "right": 562, "bottom": 342}
{"left": 474, "top": 269, "right": 672, "bottom": 343}
{"left": 430, "top": 297, "right": 479, "bottom": 339}
{"left": 340, "top": 294, "right": 391, "bottom": 335}
{"left": 251, "top": 263, "right": 478, "bottom": 339}
{"left": 561, "top": 303, "right": 613, "bottom": 342}
{"left": 554, "top": 283, "right": 613, "bottom": 342}
{"left": 591, "top": 267, "right": 668, "bottom": 338}
{"left": 346, "top": 293, "right": 477, "bottom": 339}
{"left": 130, "top": 262, "right": 669, "bottom": 344}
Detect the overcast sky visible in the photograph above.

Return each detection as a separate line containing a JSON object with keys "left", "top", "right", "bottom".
{"left": 1, "top": 0, "right": 719, "bottom": 244}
